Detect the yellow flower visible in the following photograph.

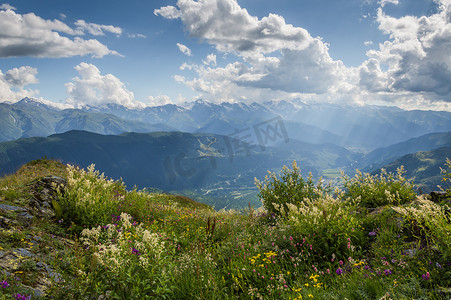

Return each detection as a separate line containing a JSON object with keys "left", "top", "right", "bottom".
{"left": 308, "top": 294, "right": 313, "bottom": 298}
{"left": 305, "top": 283, "right": 309, "bottom": 287}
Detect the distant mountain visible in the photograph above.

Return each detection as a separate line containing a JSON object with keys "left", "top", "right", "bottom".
{"left": 2, "top": 97, "right": 451, "bottom": 151}
{"left": 267, "top": 101, "right": 451, "bottom": 150}
{"left": 373, "top": 147, "right": 451, "bottom": 193}
{"left": 82, "top": 99, "right": 451, "bottom": 151}
{"left": 0, "top": 98, "right": 177, "bottom": 142}
{"left": 358, "top": 132, "right": 451, "bottom": 172}
{"left": 0, "top": 130, "right": 358, "bottom": 209}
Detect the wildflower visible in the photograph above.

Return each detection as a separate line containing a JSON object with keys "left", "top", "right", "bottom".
{"left": 336, "top": 268, "right": 343, "bottom": 275}
{"left": 384, "top": 269, "right": 392, "bottom": 275}
{"left": 1, "top": 280, "right": 9, "bottom": 288}
{"left": 339, "top": 260, "right": 343, "bottom": 265}
{"left": 369, "top": 231, "right": 376, "bottom": 236}
{"left": 14, "top": 294, "right": 31, "bottom": 300}
{"left": 422, "top": 272, "right": 430, "bottom": 280}
{"left": 308, "top": 294, "right": 313, "bottom": 298}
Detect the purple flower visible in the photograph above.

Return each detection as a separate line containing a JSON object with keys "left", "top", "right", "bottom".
{"left": 369, "top": 231, "right": 376, "bottom": 236}
{"left": 1, "top": 280, "right": 9, "bottom": 288}
{"left": 14, "top": 294, "right": 31, "bottom": 300}
{"left": 422, "top": 272, "right": 430, "bottom": 280}
{"left": 131, "top": 247, "right": 141, "bottom": 256}
{"left": 336, "top": 268, "right": 343, "bottom": 275}
{"left": 384, "top": 269, "right": 392, "bottom": 275}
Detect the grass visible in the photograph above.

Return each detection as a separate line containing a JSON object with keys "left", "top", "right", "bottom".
{"left": 0, "top": 158, "right": 450, "bottom": 299}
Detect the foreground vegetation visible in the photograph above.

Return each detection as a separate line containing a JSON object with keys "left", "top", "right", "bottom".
{"left": 1, "top": 158, "right": 451, "bottom": 299}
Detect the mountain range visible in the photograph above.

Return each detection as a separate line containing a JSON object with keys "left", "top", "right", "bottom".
{"left": 0, "top": 97, "right": 450, "bottom": 208}
{"left": 2, "top": 98, "right": 451, "bottom": 151}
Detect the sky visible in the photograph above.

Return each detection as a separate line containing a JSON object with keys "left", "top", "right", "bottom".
{"left": 0, "top": 0, "right": 450, "bottom": 111}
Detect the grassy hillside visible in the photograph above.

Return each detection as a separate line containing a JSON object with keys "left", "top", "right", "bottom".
{"left": 360, "top": 132, "right": 451, "bottom": 172}
{"left": 0, "top": 130, "right": 359, "bottom": 209}
{"left": 374, "top": 147, "right": 451, "bottom": 193}
{"left": 1, "top": 159, "right": 450, "bottom": 299}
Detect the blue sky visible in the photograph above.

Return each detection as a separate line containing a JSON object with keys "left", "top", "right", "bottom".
{"left": 0, "top": 0, "right": 449, "bottom": 111}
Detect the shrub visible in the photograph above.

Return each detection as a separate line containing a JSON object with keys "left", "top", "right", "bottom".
{"left": 342, "top": 166, "right": 416, "bottom": 208}
{"left": 255, "top": 161, "right": 329, "bottom": 218}
{"left": 59, "top": 164, "right": 126, "bottom": 230}
{"left": 282, "top": 193, "right": 366, "bottom": 265}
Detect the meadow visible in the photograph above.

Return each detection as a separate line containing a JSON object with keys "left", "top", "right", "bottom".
{"left": 1, "top": 158, "right": 450, "bottom": 299}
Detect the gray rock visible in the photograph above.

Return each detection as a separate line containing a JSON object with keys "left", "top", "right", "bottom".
{"left": 17, "top": 211, "right": 34, "bottom": 227}
{"left": 0, "top": 203, "right": 27, "bottom": 212}
{"left": 13, "top": 248, "right": 35, "bottom": 258}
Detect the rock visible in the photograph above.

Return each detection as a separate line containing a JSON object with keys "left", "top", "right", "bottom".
{"left": 17, "top": 211, "right": 34, "bottom": 227}
{"left": 0, "top": 216, "right": 20, "bottom": 228}
{"left": 13, "top": 248, "right": 35, "bottom": 258}
{"left": 0, "top": 204, "right": 32, "bottom": 227}
{"left": 29, "top": 176, "right": 66, "bottom": 218}
{"left": 0, "top": 203, "right": 27, "bottom": 212}
{"left": 32, "top": 176, "right": 66, "bottom": 204}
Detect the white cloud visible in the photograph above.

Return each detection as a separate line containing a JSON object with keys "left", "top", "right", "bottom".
{"left": 0, "top": 7, "right": 120, "bottom": 58}
{"left": 203, "top": 54, "right": 217, "bottom": 65}
{"left": 378, "top": 0, "right": 399, "bottom": 7}
{"left": 157, "top": 0, "right": 451, "bottom": 110}
{"left": 4, "top": 66, "right": 38, "bottom": 87}
{"left": 177, "top": 43, "right": 192, "bottom": 56}
{"left": 155, "top": 0, "right": 313, "bottom": 57}
{"left": 147, "top": 94, "right": 172, "bottom": 106}
{"left": 364, "top": 41, "right": 373, "bottom": 46}
{"left": 154, "top": 5, "right": 182, "bottom": 19}
{"left": 158, "top": 0, "right": 350, "bottom": 98}
{"left": 0, "top": 3, "right": 15, "bottom": 10}
{"left": 74, "top": 20, "right": 122, "bottom": 36}
{"left": 0, "top": 66, "right": 39, "bottom": 102}
{"left": 65, "top": 63, "right": 136, "bottom": 107}
{"left": 358, "top": 58, "right": 389, "bottom": 92}
{"left": 367, "top": 2, "right": 451, "bottom": 97}
{"left": 128, "top": 33, "right": 146, "bottom": 38}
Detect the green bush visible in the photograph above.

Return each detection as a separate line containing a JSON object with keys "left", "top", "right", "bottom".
{"left": 342, "top": 166, "right": 416, "bottom": 208}
{"left": 59, "top": 164, "right": 126, "bottom": 230}
{"left": 255, "top": 161, "right": 329, "bottom": 219}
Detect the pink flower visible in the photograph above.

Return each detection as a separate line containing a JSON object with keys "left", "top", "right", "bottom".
{"left": 339, "top": 260, "right": 343, "bottom": 265}
{"left": 326, "top": 269, "right": 330, "bottom": 274}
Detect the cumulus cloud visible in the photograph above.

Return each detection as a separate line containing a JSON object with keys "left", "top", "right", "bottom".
{"left": 378, "top": 0, "right": 399, "bottom": 7}
{"left": 367, "top": 1, "right": 451, "bottom": 97}
{"left": 0, "top": 7, "right": 120, "bottom": 58}
{"left": 155, "top": 0, "right": 313, "bottom": 57}
{"left": 156, "top": 0, "right": 350, "bottom": 98}
{"left": 74, "top": 20, "right": 122, "bottom": 36}
{"left": 177, "top": 43, "right": 192, "bottom": 56}
{"left": 4, "top": 66, "right": 38, "bottom": 87}
{"left": 202, "top": 54, "right": 217, "bottom": 65}
{"left": 156, "top": 0, "right": 451, "bottom": 110}
{"left": 0, "top": 3, "right": 15, "bottom": 10}
{"left": 147, "top": 94, "right": 173, "bottom": 106}
{"left": 0, "top": 66, "right": 39, "bottom": 102}
{"left": 65, "top": 62, "right": 136, "bottom": 107}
